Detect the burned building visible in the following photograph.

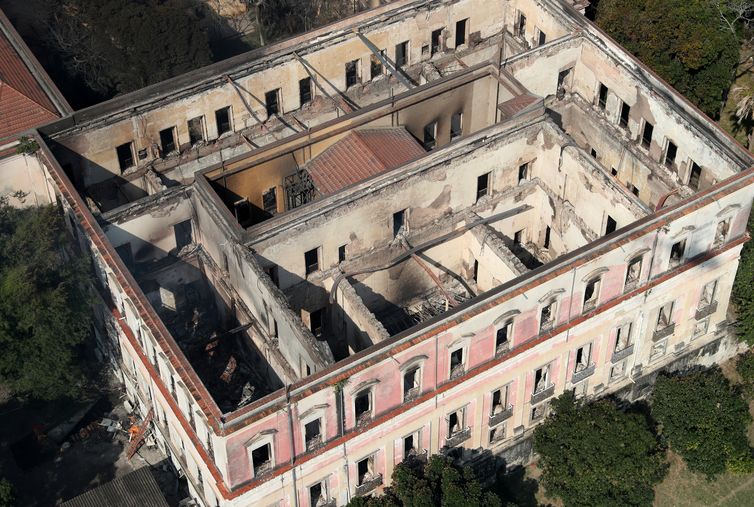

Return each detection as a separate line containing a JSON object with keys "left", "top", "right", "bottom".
{"left": 5, "top": 0, "right": 754, "bottom": 505}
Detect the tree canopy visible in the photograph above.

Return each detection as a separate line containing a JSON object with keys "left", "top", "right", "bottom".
{"left": 0, "top": 201, "right": 93, "bottom": 400}
{"left": 0, "top": 478, "right": 13, "bottom": 507}
{"left": 47, "top": 0, "right": 212, "bottom": 96}
{"left": 595, "top": 0, "right": 740, "bottom": 118}
{"left": 733, "top": 202, "right": 754, "bottom": 345}
{"left": 346, "top": 455, "right": 502, "bottom": 507}
{"left": 651, "top": 368, "right": 754, "bottom": 477}
{"left": 532, "top": 393, "right": 667, "bottom": 507}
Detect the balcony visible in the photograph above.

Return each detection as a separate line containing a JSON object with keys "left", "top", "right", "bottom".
{"left": 314, "top": 500, "right": 336, "bottom": 507}
{"left": 489, "top": 405, "right": 514, "bottom": 426}
{"left": 403, "top": 386, "right": 420, "bottom": 402}
{"left": 531, "top": 384, "right": 555, "bottom": 405}
{"left": 653, "top": 323, "right": 675, "bottom": 341}
{"left": 695, "top": 301, "right": 718, "bottom": 320}
{"left": 305, "top": 435, "right": 324, "bottom": 452}
{"left": 450, "top": 363, "right": 465, "bottom": 380}
{"left": 355, "top": 474, "right": 383, "bottom": 497}
{"left": 355, "top": 412, "right": 372, "bottom": 428}
{"left": 611, "top": 344, "right": 634, "bottom": 363}
{"left": 623, "top": 278, "right": 639, "bottom": 294}
{"left": 445, "top": 427, "right": 472, "bottom": 448}
{"left": 404, "top": 449, "right": 429, "bottom": 465}
{"left": 571, "top": 363, "right": 595, "bottom": 384}
{"left": 495, "top": 341, "right": 511, "bottom": 357}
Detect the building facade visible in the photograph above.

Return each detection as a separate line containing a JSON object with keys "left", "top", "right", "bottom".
{"left": 5, "top": 0, "right": 754, "bottom": 506}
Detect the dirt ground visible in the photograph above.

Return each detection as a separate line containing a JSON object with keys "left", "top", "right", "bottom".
{"left": 0, "top": 375, "right": 184, "bottom": 506}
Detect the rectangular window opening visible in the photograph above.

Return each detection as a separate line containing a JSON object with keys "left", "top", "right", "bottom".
{"left": 625, "top": 256, "right": 642, "bottom": 289}
{"left": 664, "top": 140, "right": 677, "bottom": 168}
{"left": 299, "top": 78, "right": 312, "bottom": 106}
{"left": 357, "top": 456, "right": 374, "bottom": 485}
{"left": 251, "top": 443, "right": 272, "bottom": 476}
{"left": 188, "top": 116, "right": 205, "bottom": 145}
{"left": 450, "top": 348, "right": 464, "bottom": 376}
{"left": 310, "top": 308, "right": 323, "bottom": 338}
{"left": 370, "top": 50, "right": 385, "bottom": 79}
{"left": 423, "top": 121, "right": 437, "bottom": 150}
{"left": 304, "top": 419, "right": 322, "bottom": 449}
{"left": 619, "top": 102, "right": 630, "bottom": 128}
{"left": 514, "top": 229, "right": 524, "bottom": 245}
{"left": 262, "top": 187, "right": 277, "bottom": 215}
{"left": 215, "top": 106, "right": 232, "bottom": 136}
{"left": 714, "top": 219, "right": 730, "bottom": 247}
{"left": 338, "top": 244, "right": 347, "bottom": 263}
{"left": 534, "top": 365, "right": 550, "bottom": 393}
{"left": 540, "top": 300, "right": 556, "bottom": 332}
{"left": 305, "top": 248, "right": 320, "bottom": 275}
{"left": 265, "top": 89, "right": 280, "bottom": 116}
{"left": 615, "top": 323, "right": 632, "bottom": 352}
{"left": 641, "top": 121, "right": 653, "bottom": 149}
{"left": 451, "top": 111, "right": 463, "bottom": 139}
{"left": 345, "top": 59, "right": 360, "bottom": 88}
{"left": 538, "top": 29, "right": 547, "bottom": 46}
{"left": 455, "top": 19, "right": 468, "bottom": 47}
{"left": 159, "top": 127, "right": 176, "bottom": 155}
{"left": 354, "top": 391, "right": 371, "bottom": 422}
{"left": 670, "top": 239, "right": 686, "bottom": 268}
{"left": 403, "top": 367, "right": 420, "bottom": 400}
{"left": 393, "top": 209, "right": 406, "bottom": 237}
{"left": 688, "top": 162, "right": 702, "bottom": 190}
{"left": 598, "top": 83, "right": 608, "bottom": 109}
{"left": 583, "top": 278, "right": 601, "bottom": 310}
{"left": 605, "top": 215, "right": 617, "bottom": 235}
{"left": 543, "top": 225, "right": 551, "bottom": 249}
{"left": 431, "top": 28, "right": 443, "bottom": 55}
{"left": 575, "top": 343, "right": 591, "bottom": 371}
{"left": 496, "top": 320, "right": 512, "bottom": 352}
{"left": 116, "top": 143, "right": 135, "bottom": 172}
{"left": 476, "top": 172, "right": 490, "bottom": 201}
{"left": 516, "top": 12, "right": 526, "bottom": 36}
{"left": 395, "top": 41, "right": 409, "bottom": 68}
{"left": 518, "top": 162, "right": 529, "bottom": 184}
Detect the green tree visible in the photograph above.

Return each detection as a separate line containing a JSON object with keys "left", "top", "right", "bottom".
{"left": 736, "top": 350, "right": 754, "bottom": 397}
{"left": 0, "top": 478, "right": 13, "bottom": 507}
{"left": 733, "top": 203, "right": 754, "bottom": 345}
{"left": 0, "top": 201, "right": 93, "bottom": 400}
{"left": 48, "top": 0, "right": 212, "bottom": 95}
{"left": 346, "top": 455, "right": 502, "bottom": 507}
{"left": 652, "top": 368, "right": 754, "bottom": 477}
{"left": 532, "top": 393, "right": 667, "bottom": 507}
{"left": 595, "top": 0, "right": 740, "bottom": 118}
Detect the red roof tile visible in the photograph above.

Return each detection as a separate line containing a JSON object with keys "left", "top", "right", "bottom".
{"left": 0, "top": 22, "right": 59, "bottom": 140}
{"left": 497, "top": 93, "right": 540, "bottom": 120}
{"left": 305, "top": 128, "right": 426, "bottom": 195}
{"left": 0, "top": 83, "right": 57, "bottom": 139}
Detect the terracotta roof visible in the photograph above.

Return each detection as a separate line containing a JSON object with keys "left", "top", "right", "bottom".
{"left": 0, "top": 21, "right": 59, "bottom": 140}
{"left": 61, "top": 466, "right": 169, "bottom": 507}
{"left": 305, "top": 128, "right": 426, "bottom": 195}
{"left": 0, "top": 82, "right": 57, "bottom": 139}
{"left": 497, "top": 93, "right": 540, "bottom": 121}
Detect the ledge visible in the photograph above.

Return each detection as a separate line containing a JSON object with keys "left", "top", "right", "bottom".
{"left": 531, "top": 385, "right": 555, "bottom": 405}
{"left": 571, "top": 364, "right": 595, "bottom": 383}
{"left": 611, "top": 344, "right": 634, "bottom": 363}
{"left": 695, "top": 301, "right": 718, "bottom": 320}
{"left": 355, "top": 474, "right": 383, "bottom": 497}
{"left": 653, "top": 323, "right": 675, "bottom": 342}
{"left": 489, "top": 405, "right": 514, "bottom": 426}
{"left": 445, "top": 427, "right": 472, "bottom": 448}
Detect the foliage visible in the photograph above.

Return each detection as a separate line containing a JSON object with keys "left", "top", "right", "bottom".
{"left": 532, "top": 392, "right": 667, "bottom": 507}
{"left": 736, "top": 350, "right": 754, "bottom": 397}
{"left": 346, "top": 455, "right": 502, "bottom": 507}
{"left": 46, "top": 0, "right": 212, "bottom": 96}
{"left": 595, "top": 0, "right": 740, "bottom": 118}
{"left": 733, "top": 203, "right": 754, "bottom": 345}
{"left": 0, "top": 478, "right": 13, "bottom": 507}
{"left": 0, "top": 201, "right": 94, "bottom": 400}
{"left": 15, "top": 137, "right": 39, "bottom": 156}
{"left": 253, "top": 0, "right": 369, "bottom": 46}
{"left": 652, "top": 368, "right": 754, "bottom": 478}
